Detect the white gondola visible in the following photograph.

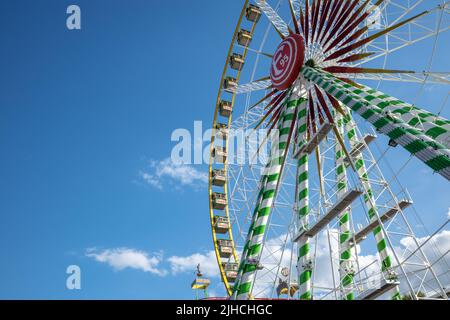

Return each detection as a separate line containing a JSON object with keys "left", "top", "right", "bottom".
{"left": 245, "top": 4, "right": 261, "bottom": 22}
{"left": 213, "top": 215, "right": 229, "bottom": 233}
{"left": 212, "top": 192, "right": 227, "bottom": 210}
{"left": 212, "top": 146, "right": 227, "bottom": 164}
{"left": 222, "top": 262, "right": 238, "bottom": 282}
{"left": 219, "top": 100, "right": 233, "bottom": 117}
{"left": 230, "top": 53, "right": 245, "bottom": 71}
{"left": 215, "top": 123, "right": 228, "bottom": 139}
{"left": 223, "top": 77, "right": 238, "bottom": 93}
{"left": 212, "top": 169, "right": 226, "bottom": 186}
{"left": 217, "top": 239, "right": 233, "bottom": 258}
{"left": 237, "top": 29, "right": 252, "bottom": 47}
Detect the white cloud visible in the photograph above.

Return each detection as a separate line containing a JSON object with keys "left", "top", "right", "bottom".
{"left": 139, "top": 158, "right": 207, "bottom": 190}
{"left": 139, "top": 171, "right": 163, "bottom": 190}
{"left": 86, "top": 248, "right": 168, "bottom": 276}
{"left": 84, "top": 231, "right": 449, "bottom": 298}
{"left": 399, "top": 230, "right": 450, "bottom": 283}
{"left": 167, "top": 250, "right": 219, "bottom": 278}
{"left": 161, "top": 229, "right": 449, "bottom": 298}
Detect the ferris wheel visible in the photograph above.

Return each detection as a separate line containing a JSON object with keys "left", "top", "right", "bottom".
{"left": 208, "top": 0, "right": 450, "bottom": 300}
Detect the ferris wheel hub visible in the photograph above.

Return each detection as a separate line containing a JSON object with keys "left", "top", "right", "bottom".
{"left": 270, "top": 34, "right": 305, "bottom": 90}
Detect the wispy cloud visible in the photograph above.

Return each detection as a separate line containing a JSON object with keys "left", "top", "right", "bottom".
{"left": 139, "top": 171, "right": 163, "bottom": 190}
{"left": 86, "top": 248, "right": 168, "bottom": 276}
{"left": 138, "top": 158, "right": 207, "bottom": 191}
{"left": 85, "top": 247, "right": 218, "bottom": 278}
{"left": 85, "top": 230, "right": 450, "bottom": 297}
{"left": 167, "top": 250, "right": 219, "bottom": 278}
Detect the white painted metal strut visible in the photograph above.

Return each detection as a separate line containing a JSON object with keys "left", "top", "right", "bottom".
{"left": 351, "top": 199, "right": 413, "bottom": 244}
{"left": 293, "top": 123, "right": 334, "bottom": 158}
{"left": 255, "top": 0, "right": 291, "bottom": 37}
{"left": 345, "top": 72, "right": 450, "bottom": 85}
{"left": 358, "top": 279, "right": 401, "bottom": 300}
{"left": 343, "top": 134, "right": 377, "bottom": 167}
{"left": 294, "top": 189, "right": 363, "bottom": 241}
{"left": 233, "top": 79, "right": 272, "bottom": 94}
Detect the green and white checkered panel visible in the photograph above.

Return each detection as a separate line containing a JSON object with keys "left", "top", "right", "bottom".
{"left": 346, "top": 83, "right": 450, "bottom": 149}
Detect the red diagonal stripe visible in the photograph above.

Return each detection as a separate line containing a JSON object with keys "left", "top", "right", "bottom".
{"left": 337, "top": 77, "right": 364, "bottom": 89}
{"left": 325, "top": 10, "right": 428, "bottom": 62}
{"left": 288, "top": 0, "right": 300, "bottom": 34}
{"left": 322, "top": 0, "right": 353, "bottom": 48}
{"left": 249, "top": 88, "right": 279, "bottom": 110}
{"left": 336, "top": 0, "right": 383, "bottom": 49}
{"left": 316, "top": 0, "right": 331, "bottom": 42}
{"left": 324, "top": 0, "right": 368, "bottom": 53}
{"left": 265, "top": 90, "right": 288, "bottom": 111}
{"left": 326, "top": 93, "right": 343, "bottom": 113}
{"left": 266, "top": 103, "right": 284, "bottom": 129}
{"left": 319, "top": 0, "right": 343, "bottom": 44}
{"left": 339, "top": 0, "right": 372, "bottom": 35}
{"left": 300, "top": 7, "right": 306, "bottom": 37}
{"left": 314, "top": 86, "right": 334, "bottom": 124}
{"left": 311, "top": 0, "right": 321, "bottom": 43}
{"left": 311, "top": 0, "right": 317, "bottom": 39}
{"left": 308, "top": 91, "right": 317, "bottom": 134}
{"left": 339, "top": 26, "right": 370, "bottom": 48}
{"left": 337, "top": 53, "right": 374, "bottom": 63}
{"left": 305, "top": 0, "right": 310, "bottom": 45}
{"left": 324, "top": 66, "right": 415, "bottom": 74}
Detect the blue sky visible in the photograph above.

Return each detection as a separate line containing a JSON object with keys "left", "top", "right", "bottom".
{"left": 0, "top": 1, "right": 448, "bottom": 299}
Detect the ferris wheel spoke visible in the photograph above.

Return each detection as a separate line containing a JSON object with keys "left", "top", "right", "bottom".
{"left": 317, "top": 0, "right": 342, "bottom": 45}
{"left": 323, "top": 0, "right": 374, "bottom": 53}
{"left": 315, "top": 0, "right": 331, "bottom": 43}
{"left": 233, "top": 79, "right": 272, "bottom": 94}
{"left": 355, "top": 3, "right": 450, "bottom": 66}
{"left": 321, "top": 0, "right": 357, "bottom": 50}
{"left": 288, "top": 0, "right": 300, "bottom": 35}
{"left": 325, "top": 10, "right": 430, "bottom": 62}
{"left": 290, "top": 0, "right": 302, "bottom": 20}
{"left": 304, "top": 0, "right": 310, "bottom": 44}
{"left": 323, "top": 66, "right": 415, "bottom": 74}
{"left": 254, "top": 0, "right": 292, "bottom": 38}
{"left": 339, "top": 72, "right": 450, "bottom": 85}
{"left": 384, "top": 0, "right": 431, "bottom": 27}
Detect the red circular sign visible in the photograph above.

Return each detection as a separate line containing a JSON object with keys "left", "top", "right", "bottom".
{"left": 270, "top": 34, "right": 305, "bottom": 90}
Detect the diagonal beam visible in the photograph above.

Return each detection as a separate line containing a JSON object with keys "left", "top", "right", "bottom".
{"left": 342, "top": 72, "right": 450, "bottom": 85}
{"left": 234, "top": 79, "right": 273, "bottom": 94}
{"left": 325, "top": 10, "right": 429, "bottom": 62}
{"left": 255, "top": 0, "right": 292, "bottom": 38}
{"left": 291, "top": 0, "right": 303, "bottom": 20}
{"left": 288, "top": 0, "right": 300, "bottom": 34}
{"left": 354, "top": 3, "right": 450, "bottom": 66}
